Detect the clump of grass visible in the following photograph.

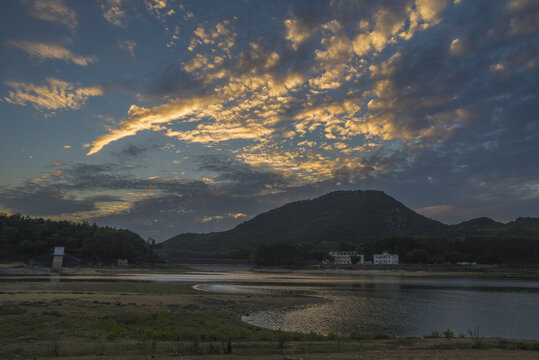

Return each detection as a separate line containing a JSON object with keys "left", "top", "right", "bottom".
{"left": 495, "top": 338, "right": 534, "bottom": 351}
{"left": 42, "top": 310, "right": 62, "bottom": 316}
{"left": 0, "top": 306, "right": 27, "bottom": 315}
{"left": 191, "top": 338, "right": 200, "bottom": 355}
{"left": 348, "top": 331, "right": 392, "bottom": 340}
{"left": 207, "top": 342, "right": 220, "bottom": 354}
{"left": 429, "top": 342, "right": 471, "bottom": 350}
{"left": 277, "top": 334, "right": 287, "bottom": 349}
{"left": 468, "top": 326, "right": 486, "bottom": 349}
{"left": 374, "top": 331, "right": 391, "bottom": 339}
{"left": 225, "top": 337, "right": 233, "bottom": 353}
{"left": 50, "top": 341, "right": 60, "bottom": 357}
{"left": 425, "top": 331, "right": 440, "bottom": 338}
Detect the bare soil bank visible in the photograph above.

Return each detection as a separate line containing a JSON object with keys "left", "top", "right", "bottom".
{"left": 3, "top": 261, "right": 539, "bottom": 278}
{"left": 253, "top": 263, "right": 539, "bottom": 278}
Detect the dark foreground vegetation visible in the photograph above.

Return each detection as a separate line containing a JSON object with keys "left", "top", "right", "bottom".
{"left": 0, "top": 214, "right": 160, "bottom": 264}
{"left": 1, "top": 280, "right": 538, "bottom": 359}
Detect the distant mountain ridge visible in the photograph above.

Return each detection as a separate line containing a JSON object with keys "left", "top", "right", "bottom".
{"left": 157, "top": 190, "right": 539, "bottom": 259}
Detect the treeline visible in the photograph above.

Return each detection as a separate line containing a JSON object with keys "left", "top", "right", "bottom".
{"left": 365, "top": 236, "right": 539, "bottom": 264}
{"left": 253, "top": 242, "right": 333, "bottom": 266}
{"left": 0, "top": 214, "right": 160, "bottom": 265}
{"left": 252, "top": 236, "right": 539, "bottom": 266}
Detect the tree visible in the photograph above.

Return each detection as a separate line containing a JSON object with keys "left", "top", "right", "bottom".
{"left": 485, "top": 252, "right": 501, "bottom": 264}
{"left": 0, "top": 214, "right": 161, "bottom": 265}
{"left": 253, "top": 241, "right": 304, "bottom": 266}
{"left": 350, "top": 255, "right": 362, "bottom": 265}
{"left": 406, "top": 249, "right": 430, "bottom": 264}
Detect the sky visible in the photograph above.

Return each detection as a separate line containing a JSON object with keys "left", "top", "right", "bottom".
{"left": 0, "top": 0, "right": 538, "bottom": 241}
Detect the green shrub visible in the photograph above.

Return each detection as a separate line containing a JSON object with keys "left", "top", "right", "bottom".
{"left": 374, "top": 331, "right": 391, "bottom": 339}
{"left": 443, "top": 329, "right": 453, "bottom": 338}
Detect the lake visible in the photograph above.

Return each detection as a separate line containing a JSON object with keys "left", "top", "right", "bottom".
{"left": 195, "top": 274, "right": 539, "bottom": 339}
{"left": 3, "top": 271, "right": 539, "bottom": 339}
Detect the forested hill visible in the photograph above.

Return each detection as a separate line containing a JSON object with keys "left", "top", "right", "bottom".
{"left": 158, "top": 190, "right": 539, "bottom": 263}
{"left": 158, "top": 190, "right": 449, "bottom": 257}
{"left": 0, "top": 214, "right": 160, "bottom": 264}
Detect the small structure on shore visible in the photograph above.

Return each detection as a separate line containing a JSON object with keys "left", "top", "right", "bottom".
{"left": 52, "top": 247, "right": 65, "bottom": 270}
{"left": 373, "top": 251, "right": 399, "bottom": 264}
{"left": 116, "top": 258, "right": 129, "bottom": 266}
{"left": 329, "top": 251, "right": 364, "bottom": 265}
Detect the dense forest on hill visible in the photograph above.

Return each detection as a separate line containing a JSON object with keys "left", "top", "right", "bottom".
{"left": 158, "top": 190, "right": 448, "bottom": 257}
{"left": 159, "top": 190, "right": 539, "bottom": 265}
{"left": 0, "top": 214, "right": 160, "bottom": 265}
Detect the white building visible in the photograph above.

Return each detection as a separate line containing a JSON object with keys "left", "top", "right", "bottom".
{"left": 373, "top": 251, "right": 399, "bottom": 264}
{"left": 52, "top": 246, "right": 64, "bottom": 270}
{"left": 329, "top": 251, "right": 364, "bottom": 265}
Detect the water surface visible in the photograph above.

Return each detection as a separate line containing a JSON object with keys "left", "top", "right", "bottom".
{"left": 197, "top": 274, "right": 539, "bottom": 339}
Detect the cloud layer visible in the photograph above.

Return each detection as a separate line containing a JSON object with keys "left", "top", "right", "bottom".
{"left": 1, "top": 0, "right": 538, "bottom": 239}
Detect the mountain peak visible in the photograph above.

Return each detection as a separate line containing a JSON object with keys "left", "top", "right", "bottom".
{"left": 159, "top": 189, "right": 447, "bottom": 258}
{"left": 457, "top": 217, "right": 502, "bottom": 226}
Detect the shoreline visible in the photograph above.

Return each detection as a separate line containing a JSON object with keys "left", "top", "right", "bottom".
{"left": 253, "top": 267, "right": 539, "bottom": 279}
{"left": 2, "top": 262, "right": 539, "bottom": 279}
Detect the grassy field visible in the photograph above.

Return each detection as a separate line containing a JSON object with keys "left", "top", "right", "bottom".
{"left": 1, "top": 279, "right": 539, "bottom": 359}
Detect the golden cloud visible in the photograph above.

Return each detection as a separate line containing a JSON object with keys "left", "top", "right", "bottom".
{"left": 352, "top": 0, "right": 448, "bottom": 57}
{"left": 101, "top": 0, "right": 126, "bottom": 27}
{"left": 415, "top": 204, "right": 456, "bottom": 217}
{"left": 4, "top": 78, "right": 103, "bottom": 111}
{"left": 235, "top": 141, "right": 379, "bottom": 184}
{"left": 449, "top": 38, "right": 466, "bottom": 56}
{"left": 119, "top": 40, "right": 136, "bottom": 57}
{"left": 145, "top": 0, "right": 167, "bottom": 11}
{"left": 284, "top": 18, "right": 312, "bottom": 50}
{"left": 316, "top": 20, "right": 353, "bottom": 63}
{"left": 415, "top": 0, "right": 448, "bottom": 25}
{"left": 294, "top": 99, "right": 360, "bottom": 139}
{"left": 87, "top": 96, "right": 218, "bottom": 155}
{"left": 310, "top": 1, "right": 448, "bottom": 93}
{"left": 25, "top": 0, "right": 77, "bottom": 30}
{"left": 10, "top": 41, "right": 97, "bottom": 66}
{"left": 29, "top": 169, "right": 64, "bottom": 185}
{"left": 188, "top": 20, "right": 236, "bottom": 53}
{"left": 166, "top": 121, "right": 273, "bottom": 144}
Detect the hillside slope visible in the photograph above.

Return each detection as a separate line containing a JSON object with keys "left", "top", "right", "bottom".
{"left": 158, "top": 190, "right": 450, "bottom": 257}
